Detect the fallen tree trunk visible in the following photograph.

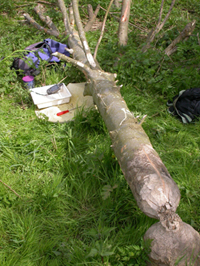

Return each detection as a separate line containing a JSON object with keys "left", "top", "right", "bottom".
{"left": 24, "top": 1, "right": 200, "bottom": 264}
{"left": 56, "top": 50, "right": 181, "bottom": 219}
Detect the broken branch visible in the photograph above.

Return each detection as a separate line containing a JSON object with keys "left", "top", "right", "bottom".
{"left": 34, "top": 4, "right": 59, "bottom": 32}
{"left": 165, "top": 20, "right": 196, "bottom": 56}
{"left": 57, "top": 0, "right": 73, "bottom": 36}
{"left": 142, "top": 0, "right": 176, "bottom": 52}
{"left": 23, "top": 13, "right": 60, "bottom": 38}
{"left": 0, "top": 179, "right": 21, "bottom": 198}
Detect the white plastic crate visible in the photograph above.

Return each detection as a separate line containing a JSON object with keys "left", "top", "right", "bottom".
{"left": 30, "top": 83, "right": 72, "bottom": 109}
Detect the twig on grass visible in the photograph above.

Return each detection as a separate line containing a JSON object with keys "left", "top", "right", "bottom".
{"left": 154, "top": 56, "right": 165, "bottom": 77}
{"left": 23, "top": 13, "right": 60, "bottom": 38}
{"left": 34, "top": 4, "right": 59, "bottom": 32}
{"left": 15, "top": 1, "right": 57, "bottom": 8}
{"left": 94, "top": 0, "right": 114, "bottom": 60}
{"left": 0, "top": 179, "right": 21, "bottom": 198}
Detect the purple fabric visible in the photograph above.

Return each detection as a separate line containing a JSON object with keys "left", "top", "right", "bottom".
{"left": 26, "top": 52, "right": 40, "bottom": 68}
{"left": 25, "top": 39, "right": 70, "bottom": 69}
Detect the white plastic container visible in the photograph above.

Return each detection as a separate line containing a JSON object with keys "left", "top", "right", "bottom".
{"left": 30, "top": 83, "right": 72, "bottom": 109}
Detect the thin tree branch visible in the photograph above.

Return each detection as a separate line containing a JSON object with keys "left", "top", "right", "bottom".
{"left": 72, "top": 0, "right": 97, "bottom": 69}
{"left": 94, "top": 0, "right": 114, "bottom": 60}
{"left": 160, "top": 0, "right": 176, "bottom": 30}
{"left": 23, "top": 13, "right": 60, "bottom": 38}
{"left": 57, "top": 0, "right": 73, "bottom": 36}
{"left": 142, "top": 0, "right": 176, "bottom": 53}
{"left": 15, "top": 1, "right": 57, "bottom": 8}
{"left": 197, "top": 33, "right": 200, "bottom": 46}
{"left": 158, "top": 0, "right": 165, "bottom": 25}
{"left": 114, "top": 0, "right": 120, "bottom": 8}
{"left": 52, "top": 51, "right": 92, "bottom": 77}
{"left": 69, "top": 3, "right": 75, "bottom": 28}
{"left": 0, "top": 179, "right": 21, "bottom": 198}
{"left": 99, "top": 5, "right": 146, "bottom": 32}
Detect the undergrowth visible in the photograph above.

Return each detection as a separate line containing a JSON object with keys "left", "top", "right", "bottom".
{"left": 0, "top": 0, "right": 200, "bottom": 265}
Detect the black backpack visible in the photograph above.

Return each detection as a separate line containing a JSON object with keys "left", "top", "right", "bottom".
{"left": 167, "top": 88, "right": 200, "bottom": 123}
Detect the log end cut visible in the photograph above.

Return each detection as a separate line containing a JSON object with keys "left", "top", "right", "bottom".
{"left": 144, "top": 218, "right": 200, "bottom": 266}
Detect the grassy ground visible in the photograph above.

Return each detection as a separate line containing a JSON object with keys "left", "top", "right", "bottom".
{"left": 0, "top": 0, "right": 200, "bottom": 265}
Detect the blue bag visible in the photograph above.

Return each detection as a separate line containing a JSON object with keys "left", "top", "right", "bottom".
{"left": 11, "top": 39, "right": 70, "bottom": 76}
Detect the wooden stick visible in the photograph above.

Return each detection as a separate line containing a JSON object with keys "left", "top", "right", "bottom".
{"left": 197, "top": 33, "right": 200, "bottom": 46}
{"left": 142, "top": 0, "right": 176, "bottom": 53}
{"left": 158, "top": 0, "right": 165, "bottom": 25}
{"left": 94, "top": 0, "right": 114, "bottom": 60}
{"left": 34, "top": 4, "right": 59, "bottom": 32}
{"left": 23, "top": 13, "right": 60, "bottom": 38}
{"left": 0, "top": 179, "right": 21, "bottom": 198}
{"left": 16, "top": 1, "right": 56, "bottom": 8}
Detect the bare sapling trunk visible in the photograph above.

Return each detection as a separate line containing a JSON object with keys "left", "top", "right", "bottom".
{"left": 165, "top": 20, "right": 196, "bottom": 56}
{"left": 142, "top": 0, "right": 176, "bottom": 53}
{"left": 118, "top": 0, "right": 132, "bottom": 46}
{"left": 24, "top": 1, "right": 200, "bottom": 265}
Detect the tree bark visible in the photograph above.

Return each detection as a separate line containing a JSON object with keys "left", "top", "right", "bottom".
{"left": 53, "top": 0, "right": 182, "bottom": 222}
{"left": 118, "top": 0, "right": 132, "bottom": 46}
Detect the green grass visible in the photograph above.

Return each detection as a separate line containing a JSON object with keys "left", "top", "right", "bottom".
{"left": 0, "top": 0, "right": 200, "bottom": 265}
